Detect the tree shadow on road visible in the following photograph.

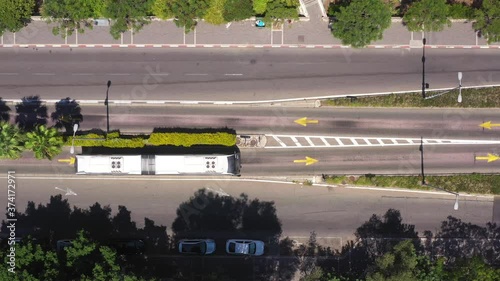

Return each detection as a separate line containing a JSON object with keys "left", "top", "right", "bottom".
{"left": 51, "top": 97, "right": 83, "bottom": 133}
{"left": 15, "top": 95, "right": 47, "bottom": 131}
{"left": 0, "top": 98, "right": 11, "bottom": 122}
{"left": 171, "top": 188, "right": 296, "bottom": 281}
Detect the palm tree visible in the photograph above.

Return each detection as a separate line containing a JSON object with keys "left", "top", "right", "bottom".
{"left": 25, "top": 125, "right": 64, "bottom": 160}
{"left": 0, "top": 122, "right": 25, "bottom": 159}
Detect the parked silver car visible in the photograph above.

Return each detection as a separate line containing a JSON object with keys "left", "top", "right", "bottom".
{"left": 178, "top": 239, "right": 216, "bottom": 255}
{"left": 225, "top": 239, "right": 264, "bottom": 256}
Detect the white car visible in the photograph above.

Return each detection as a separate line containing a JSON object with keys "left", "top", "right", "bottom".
{"left": 225, "top": 239, "right": 264, "bottom": 256}
{"left": 178, "top": 239, "right": 216, "bottom": 255}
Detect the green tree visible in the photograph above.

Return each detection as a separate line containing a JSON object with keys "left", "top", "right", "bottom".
{"left": 332, "top": 0, "right": 391, "bottom": 48}
{"left": 167, "top": 0, "right": 210, "bottom": 32}
{"left": 366, "top": 240, "right": 419, "bottom": 281}
{"left": 403, "top": 0, "right": 451, "bottom": 32}
{"left": 41, "top": 0, "right": 104, "bottom": 38}
{"left": 0, "top": 123, "right": 25, "bottom": 159}
{"left": 264, "top": 0, "right": 300, "bottom": 24}
{"left": 473, "top": 0, "right": 500, "bottom": 44}
{"left": 446, "top": 256, "right": 500, "bottom": 281}
{"left": 151, "top": 0, "right": 172, "bottom": 19}
{"left": 0, "top": 0, "right": 35, "bottom": 35}
{"left": 0, "top": 239, "right": 60, "bottom": 281}
{"left": 24, "top": 125, "right": 63, "bottom": 160}
{"left": 223, "top": 0, "right": 254, "bottom": 22}
{"left": 204, "top": 0, "right": 226, "bottom": 25}
{"left": 253, "top": 0, "right": 268, "bottom": 15}
{"left": 103, "top": 0, "right": 154, "bottom": 40}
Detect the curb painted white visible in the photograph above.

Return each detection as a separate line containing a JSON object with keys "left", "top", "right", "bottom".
{"left": 1, "top": 43, "right": 500, "bottom": 49}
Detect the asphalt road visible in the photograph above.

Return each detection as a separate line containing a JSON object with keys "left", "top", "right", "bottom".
{"left": 0, "top": 177, "right": 494, "bottom": 244}
{"left": 1, "top": 106, "right": 499, "bottom": 176}
{"left": 33, "top": 105, "right": 500, "bottom": 140}
{"left": 1, "top": 48, "right": 499, "bottom": 102}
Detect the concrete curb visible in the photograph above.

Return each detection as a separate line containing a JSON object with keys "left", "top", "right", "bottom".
{"left": 1, "top": 43, "right": 499, "bottom": 49}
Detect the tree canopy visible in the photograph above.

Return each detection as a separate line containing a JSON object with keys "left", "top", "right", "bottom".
{"left": 103, "top": 0, "right": 154, "bottom": 40}
{"left": 0, "top": 122, "right": 24, "bottom": 159}
{"left": 223, "top": 0, "right": 254, "bottom": 22}
{"left": 332, "top": 0, "right": 392, "bottom": 48}
{"left": 41, "top": 0, "right": 104, "bottom": 38}
{"left": 264, "top": 0, "right": 300, "bottom": 23}
{"left": 166, "top": 0, "right": 210, "bottom": 32}
{"left": 24, "top": 125, "right": 63, "bottom": 160}
{"left": 403, "top": 0, "right": 451, "bottom": 32}
{"left": 0, "top": 0, "right": 35, "bottom": 35}
{"left": 473, "top": 0, "right": 500, "bottom": 44}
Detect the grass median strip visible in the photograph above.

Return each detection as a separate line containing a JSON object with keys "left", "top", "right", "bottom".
{"left": 322, "top": 87, "right": 500, "bottom": 108}
{"left": 324, "top": 174, "right": 500, "bottom": 195}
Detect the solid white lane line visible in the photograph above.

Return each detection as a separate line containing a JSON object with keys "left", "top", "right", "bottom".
{"left": 0, "top": 73, "right": 18, "bottom": 75}
{"left": 305, "top": 137, "right": 315, "bottom": 147}
{"left": 290, "top": 136, "right": 302, "bottom": 147}
{"left": 272, "top": 135, "right": 287, "bottom": 147}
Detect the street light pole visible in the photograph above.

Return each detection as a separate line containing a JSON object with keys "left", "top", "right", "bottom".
{"left": 419, "top": 137, "right": 425, "bottom": 185}
{"left": 424, "top": 72, "right": 464, "bottom": 101}
{"left": 457, "top": 72, "right": 463, "bottom": 103}
{"left": 70, "top": 123, "right": 79, "bottom": 154}
{"left": 421, "top": 38, "right": 428, "bottom": 99}
{"left": 105, "top": 80, "right": 111, "bottom": 134}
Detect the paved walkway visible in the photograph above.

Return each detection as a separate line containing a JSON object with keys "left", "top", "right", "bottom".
{"left": 0, "top": 2, "right": 498, "bottom": 49}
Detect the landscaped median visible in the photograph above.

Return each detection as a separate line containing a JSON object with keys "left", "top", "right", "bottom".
{"left": 66, "top": 129, "right": 237, "bottom": 148}
{"left": 321, "top": 87, "right": 500, "bottom": 108}
{"left": 323, "top": 174, "right": 500, "bottom": 195}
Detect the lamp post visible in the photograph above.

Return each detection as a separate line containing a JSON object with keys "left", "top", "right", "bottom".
{"left": 104, "top": 80, "right": 111, "bottom": 134}
{"left": 457, "top": 72, "right": 463, "bottom": 103}
{"left": 419, "top": 137, "right": 425, "bottom": 185}
{"left": 424, "top": 183, "right": 459, "bottom": 210}
{"left": 70, "top": 123, "right": 79, "bottom": 154}
{"left": 421, "top": 38, "right": 429, "bottom": 98}
{"left": 423, "top": 71, "right": 463, "bottom": 102}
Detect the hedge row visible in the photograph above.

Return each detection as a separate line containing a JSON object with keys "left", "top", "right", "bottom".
{"left": 148, "top": 132, "right": 236, "bottom": 147}
{"left": 324, "top": 174, "right": 500, "bottom": 195}
{"left": 65, "top": 132, "right": 236, "bottom": 148}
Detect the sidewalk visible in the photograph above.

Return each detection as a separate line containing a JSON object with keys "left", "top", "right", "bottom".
{"left": 0, "top": 2, "right": 499, "bottom": 49}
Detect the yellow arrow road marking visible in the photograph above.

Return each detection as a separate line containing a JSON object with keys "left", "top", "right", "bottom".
{"left": 58, "top": 157, "right": 75, "bottom": 165}
{"left": 293, "top": 156, "right": 318, "bottom": 166}
{"left": 294, "top": 117, "right": 319, "bottom": 127}
{"left": 475, "top": 153, "right": 500, "bottom": 163}
{"left": 479, "top": 121, "right": 500, "bottom": 130}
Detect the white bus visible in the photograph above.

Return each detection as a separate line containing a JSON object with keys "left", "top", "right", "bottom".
{"left": 75, "top": 152, "right": 241, "bottom": 176}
